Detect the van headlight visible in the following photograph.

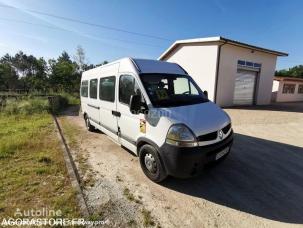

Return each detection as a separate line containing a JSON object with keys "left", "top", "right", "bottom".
{"left": 166, "top": 124, "right": 198, "bottom": 147}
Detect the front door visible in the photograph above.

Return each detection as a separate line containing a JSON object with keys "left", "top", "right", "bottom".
{"left": 117, "top": 74, "right": 145, "bottom": 152}
{"left": 99, "top": 76, "right": 119, "bottom": 141}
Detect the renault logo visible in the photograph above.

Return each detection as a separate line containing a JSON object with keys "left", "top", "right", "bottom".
{"left": 218, "top": 130, "right": 224, "bottom": 140}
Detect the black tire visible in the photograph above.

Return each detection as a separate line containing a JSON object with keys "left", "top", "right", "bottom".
{"left": 139, "top": 144, "right": 167, "bottom": 183}
{"left": 84, "top": 115, "right": 94, "bottom": 132}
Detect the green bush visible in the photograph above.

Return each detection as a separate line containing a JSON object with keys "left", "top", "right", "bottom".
{"left": 1, "top": 92, "right": 79, "bottom": 115}
{"left": 58, "top": 92, "right": 80, "bottom": 105}
{"left": 49, "top": 96, "right": 67, "bottom": 114}
{"left": 3, "top": 98, "right": 50, "bottom": 115}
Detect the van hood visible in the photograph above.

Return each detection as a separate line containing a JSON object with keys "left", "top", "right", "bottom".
{"left": 155, "top": 102, "right": 231, "bottom": 137}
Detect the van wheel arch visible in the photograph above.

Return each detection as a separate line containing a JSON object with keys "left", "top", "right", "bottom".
{"left": 138, "top": 143, "right": 168, "bottom": 182}
{"left": 83, "top": 112, "right": 87, "bottom": 120}
{"left": 136, "top": 138, "right": 160, "bottom": 156}
{"left": 84, "top": 113, "right": 94, "bottom": 131}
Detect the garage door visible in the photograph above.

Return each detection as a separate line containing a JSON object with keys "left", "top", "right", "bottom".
{"left": 233, "top": 70, "right": 257, "bottom": 105}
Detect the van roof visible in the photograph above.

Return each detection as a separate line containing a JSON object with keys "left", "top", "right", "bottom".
{"left": 83, "top": 57, "right": 187, "bottom": 76}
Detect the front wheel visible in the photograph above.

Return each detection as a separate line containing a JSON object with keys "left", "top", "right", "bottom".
{"left": 139, "top": 144, "right": 167, "bottom": 183}
{"left": 84, "top": 115, "right": 94, "bottom": 132}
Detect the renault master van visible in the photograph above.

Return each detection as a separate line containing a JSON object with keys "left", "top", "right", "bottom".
{"left": 80, "top": 58, "right": 233, "bottom": 182}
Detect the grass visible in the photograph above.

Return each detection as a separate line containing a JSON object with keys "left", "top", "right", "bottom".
{"left": 116, "top": 175, "right": 123, "bottom": 182}
{"left": 141, "top": 209, "right": 155, "bottom": 227}
{"left": 2, "top": 98, "right": 50, "bottom": 115}
{"left": 1, "top": 93, "right": 79, "bottom": 115}
{"left": 123, "top": 188, "right": 135, "bottom": 202}
{"left": 123, "top": 188, "right": 142, "bottom": 204}
{"left": 0, "top": 113, "right": 81, "bottom": 220}
{"left": 127, "top": 219, "right": 137, "bottom": 227}
{"left": 58, "top": 92, "right": 80, "bottom": 106}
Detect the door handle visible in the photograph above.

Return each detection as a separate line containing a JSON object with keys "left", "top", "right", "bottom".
{"left": 87, "top": 104, "right": 100, "bottom": 109}
{"left": 112, "top": 110, "right": 121, "bottom": 117}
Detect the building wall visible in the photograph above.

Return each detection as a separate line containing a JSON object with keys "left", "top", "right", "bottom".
{"left": 162, "top": 43, "right": 219, "bottom": 101}
{"left": 216, "top": 44, "right": 278, "bottom": 106}
{"left": 271, "top": 80, "right": 279, "bottom": 102}
{"left": 274, "top": 81, "right": 303, "bottom": 102}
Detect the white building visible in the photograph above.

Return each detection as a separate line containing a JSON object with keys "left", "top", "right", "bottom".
{"left": 272, "top": 77, "right": 303, "bottom": 102}
{"left": 159, "top": 36, "right": 288, "bottom": 107}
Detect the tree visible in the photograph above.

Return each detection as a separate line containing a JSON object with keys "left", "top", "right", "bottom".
{"left": 74, "top": 45, "right": 87, "bottom": 73}
{"left": 95, "top": 60, "right": 108, "bottom": 67}
{"left": 0, "top": 63, "right": 18, "bottom": 90}
{"left": 276, "top": 65, "right": 303, "bottom": 78}
{"left": 0, "top": 47, "right": 107, "bottom": 93}
{"left": 48, "top": 52, "right": 80, "bottom": 92}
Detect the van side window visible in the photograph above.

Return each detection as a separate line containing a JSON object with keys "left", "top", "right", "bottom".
{"left": 81, "top": 80, "right": 88, "bottom": 97}
{"left": 89, "top": 79, "right": 98, "bottom": 99}
{"left": 99, "top": 76, "right": 115, "bottom": 102}
{"left": 119, "top": 75, "right": 141, "bottom": 105}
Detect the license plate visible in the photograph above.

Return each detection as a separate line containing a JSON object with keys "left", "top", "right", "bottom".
{"left": 215, "top": 147, "right": 229, "bottom": 160}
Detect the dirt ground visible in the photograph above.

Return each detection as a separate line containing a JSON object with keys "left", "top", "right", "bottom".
{"left": 59, "top": 102, "right": 303, "bottom": 228}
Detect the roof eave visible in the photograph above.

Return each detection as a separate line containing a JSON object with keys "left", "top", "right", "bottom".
{"left": 159, "top": 37, "right": 288, "bottom": 60}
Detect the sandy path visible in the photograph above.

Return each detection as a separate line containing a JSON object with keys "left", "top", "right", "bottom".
{"left": 60, "top": 103, "right": 303, "bottom": 228}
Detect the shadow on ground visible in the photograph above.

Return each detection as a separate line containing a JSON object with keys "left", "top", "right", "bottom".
{"left": 227, "top": 102, "right": 303, "bottom": 113}
{"left": 161, "top": 133, "right": 303, "bottom": 224}
{"left": 58, "top": 105, "right": 80, "bottom": 116}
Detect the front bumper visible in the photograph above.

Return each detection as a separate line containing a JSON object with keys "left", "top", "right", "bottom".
{"left": 159, "top": 131, "right": 233, "bottom": 178}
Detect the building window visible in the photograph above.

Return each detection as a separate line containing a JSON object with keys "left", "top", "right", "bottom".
{"left": 246, "top": 61, "right": 253, "bottom": 67}
{"left": 89, "top": 79, "right": 98, "bottom": 99}
{"left": 81, "top": 80, "right": 88, "bottom": 97}
{"left": 298, "top": 84, "right": 303, "bottom": 94}
{"left": 282, "top": 84, "right": 295, "bottom": 94}
{"left": 237, "top": 60, "right": 261, "bottom": 69}
{"left": 99, "top": 76, "right": 115, "bottom": 102}
{"left": 237, "top": 60, "right": 245, "bottom": 66}
{"left": 119, "top": 75, "right": 141, "bottom": 105}
{"left": 253, "top": 63, "right": 261, "bottom": 68}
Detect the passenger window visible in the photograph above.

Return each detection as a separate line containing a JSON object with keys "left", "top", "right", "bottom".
{"left": 99, "top": 76, "right": 116, "bottom": 102}
{"left": 89, "top": 79, "right": 98, "bottom": 99}
{"left": 81, "top": 80, "right": 88, "bottom": 97}
{"left": 119, "top": 75, "right": 141, "bottom": 105}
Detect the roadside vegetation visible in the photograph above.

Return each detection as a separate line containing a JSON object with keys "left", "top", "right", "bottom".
{"left": 0, "top": 93, "right": 82, "bottom": 221}
{"left": 0, "top": 112, "right": 80, "bottom": 219}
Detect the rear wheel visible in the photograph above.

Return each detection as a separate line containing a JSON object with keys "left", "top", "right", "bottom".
{"left": 84, "top": 115, "right": 94, "bottom": 132}
{"left": 139, "top": 144, "right": 167, "bottom": 183}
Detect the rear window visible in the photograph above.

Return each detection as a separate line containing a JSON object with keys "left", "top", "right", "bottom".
{"left": 99, "top": 76, "right": 116, "bottom": 102}
{"left": 89, "top": 79, "right": 98, "bottom": 99}
{"left": 81, "top": 80, "right": 88, "bottom": 97}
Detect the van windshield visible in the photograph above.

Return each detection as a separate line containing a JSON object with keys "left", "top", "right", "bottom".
{"left": 139, "top": 74, "right": 208, "bottom": 108}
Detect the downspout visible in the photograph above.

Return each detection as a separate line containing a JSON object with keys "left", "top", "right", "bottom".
{"left": 213, "top": 40, "right": 227, "bottom": 103}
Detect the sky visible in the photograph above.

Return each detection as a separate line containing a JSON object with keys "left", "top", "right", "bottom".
{"left": 0, "top": 0, "right": 302, "bottom": 70}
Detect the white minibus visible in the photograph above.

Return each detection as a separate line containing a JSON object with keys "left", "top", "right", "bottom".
{"left": 80, "top": 58, "right": 233, "bottom": 182}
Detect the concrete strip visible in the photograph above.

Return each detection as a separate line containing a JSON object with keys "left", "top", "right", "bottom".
{"left": 52, "top": 114, "right": 90, "bottom": 218}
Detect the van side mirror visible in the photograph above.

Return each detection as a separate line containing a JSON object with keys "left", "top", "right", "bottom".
{"left": 129, "top": 95, "right": 141, "bottom": 114}
{"left": 203, "top": 90, "right": 208, "bottom": 98}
